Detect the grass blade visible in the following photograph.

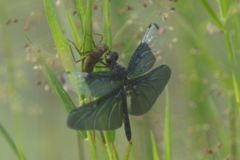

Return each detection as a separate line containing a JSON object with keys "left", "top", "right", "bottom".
{"left": 76, "top": 0, "right": 86, "bottom": 33}
{"left": 164, "top": 86, "right": 171, "bottom": 160}
{"left": 38, "top": 48, "right": 88, "bottom": 140}
{"left": 43, "top": 0, "right": 75, "bottom": 72}
{"left": 123, "top": 142, "right": 132, "bottom": 160}
{"left": 2, "top": 5, "right": 26, "bottom": 159}
{"left": 199, "top": 0, "right": 224, "bottom": 29}
{"left": 150, "top": 131, "right": 160, "bottom": 160}
{"left": 0, "top": 123, "right": 26, "bottom": 160}
{"left": 112, "top": 143, "right": 119, "bottom": 160}
{"left": 102, "top": 0, "right": 116, "bottom": 149}
{"left": 103, "top": 131, "right": 114, "bottom": 160}
{"left": 217, "top": 0, "right": 229, "bottom": 19}
{"left": 43, "top": 0, "right": 88, "bottom": 139}
{"left": 66, "top": 10, "right": 82, "bottom": 50}
{"left": 102, "top": 0, "right": 112, "bottom": 50}
{"left": 74, "top": 1, "right": 98, "bottom": 159}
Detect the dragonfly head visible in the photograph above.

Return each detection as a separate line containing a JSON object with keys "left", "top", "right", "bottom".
{"left": 105, "top": 51, "right": 119, "bottom": 66}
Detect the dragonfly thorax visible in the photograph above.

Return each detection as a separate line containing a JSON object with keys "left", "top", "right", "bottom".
{"left": 111, "top": 63, "right": 127, "bottom": 74}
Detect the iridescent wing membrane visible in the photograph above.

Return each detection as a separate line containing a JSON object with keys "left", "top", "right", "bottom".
{"left": 127, "top": 23, "right": 159, "bottom": 78}
{"left": 67, "top": 89, "right": 123, "bottom": 130}
{"left": 127, "top": 65, "right": 171, "bottom": 116}
{"left": 65, "top": 71, "right": 123, "bottom": 97}
{"left": 66, "top": 71, "right": 125, "bottom": 130}
{"left": 127, "top": 23, "right": 171, "bottom": 115}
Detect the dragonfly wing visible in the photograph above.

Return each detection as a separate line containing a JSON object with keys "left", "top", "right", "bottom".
{"left": 64, "top": 71, "right": 123, "bottom": 97}
{"left": 127, "top": 23, "right": 159, "bottom": 78}
{"left": 128, "top": 65, "right": 171, "bottom": 115}
{"left": 63, "top": 72, "right": 90, "bottom": 95}
{"left": 67, "top": 89, "right": 123, "bottom": 130}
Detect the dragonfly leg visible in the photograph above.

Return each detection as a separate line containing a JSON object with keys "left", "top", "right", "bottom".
{"left": 67, "top": 39, "right": 93, "bottom": 54}
{"left": 65, "top": 41, "right": 79, "bottom": 63}
{"left": 67, "top": 39, "right": 81, "bottom": 54}
{"left": 93, "top": 32, "right": 103, "bottom": 43}
{"left": 98, "top": 60, "right": 108, "bottom": 67}
{"left": 74, "top": 55, "right": 88, "bottom": 63}
{"left": 85, "top": 32, "right": 97, "bottom": 48}
{"left": 66, "top": 39, "right": 93, "bottom": 63}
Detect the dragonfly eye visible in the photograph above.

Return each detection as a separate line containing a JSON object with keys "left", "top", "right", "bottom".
{"left": 106, "top": 51, "right": 119, "bottom": 66}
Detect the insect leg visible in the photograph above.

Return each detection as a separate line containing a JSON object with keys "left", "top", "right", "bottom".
{"left": 67, "top": 39, "right": 82, "bottom": 54}
{"left": 85, "top": 32, "right": 97, "bottom": 48}
{"left": 66, "top": 39, "right": 93, "bottom": 63}
{"left": 67, "top": 39, "right": 93, "bottom": 55}
{"left": 93, "top": 32, "right": 103, "bottom": 43}
{"left": 65, "top": 41, "right": 80, "bottom": 63}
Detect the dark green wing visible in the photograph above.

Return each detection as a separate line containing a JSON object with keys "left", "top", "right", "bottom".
{"left": 128, "top": 65, "right": 171, "bottom": 115}
{"left": 67, "top": 89, "right": 123, "bottom": 130}
{"left": 64, "top": 71, "right": 123, "bottom": 97}
{"left": 127, "top": 23, "right": 159, "bottom": 78}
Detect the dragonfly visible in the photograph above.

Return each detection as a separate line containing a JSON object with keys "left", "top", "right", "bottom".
{"left": 66, "top": 23, "right": 171, "bottom": 141}
{"left": 66, "top": 33, "right": 109, "bottom": 72}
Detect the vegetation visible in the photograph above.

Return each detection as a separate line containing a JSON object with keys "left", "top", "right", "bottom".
{"left": 1, "top": 0, "right": 240, "bottom": 159}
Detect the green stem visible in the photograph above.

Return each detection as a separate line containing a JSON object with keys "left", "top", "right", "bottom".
{"left": 217, "top": 0, "right": 229, "bottom": 19}
{"left": 223, "top": 30, "right": 240, "bottom": 109}
{"left": 150, "top": 131, "right": 160, "bottom": 160}
{"left": 199, "top": 0, "right": 224, "bottom": 29}
{"left": 102, "top": 0, "right": 112, "bottom": 50}
{"left": 103, "top": 131, "right": 113, "bottom": 160}
{"left": 6, "top": 60, "right": 25, "bottom": 160}
{"left": 223, "top": 31, "right": 235, "bottom": 64}
{"left": 84, "top": 0, "right": 93, "bottom": 50}
{"left": 123, "top": 142, "right": 132, "bottom": 160}
{"left": 0, "top": 123, "right": 26, "bottom": 160}
{"left": 200, "top": 1, "right": 239, "bottom": 159}
{"left": 1, "top": 2, "right": 26, "bottom": 158}
{"left": 229, "top": 95, "right": 238, "bottom": 160}
{"left": 87, "top": 131, "right": 98, "bottom": 160}
{"left": 221, "top": 13, "right": 240, "bottom": 160}
{"left": 164, "top": 85, "right": 171, "bottom": 160}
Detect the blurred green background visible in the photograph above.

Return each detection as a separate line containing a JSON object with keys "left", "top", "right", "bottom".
{"left": 1, "top": 0, "right": 240, "bottom": 160}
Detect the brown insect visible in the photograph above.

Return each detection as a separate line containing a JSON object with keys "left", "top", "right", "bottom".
{"left": 66, "top": 34, "right": 109, "bottom": 72}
